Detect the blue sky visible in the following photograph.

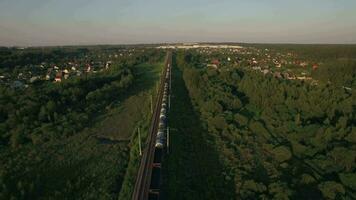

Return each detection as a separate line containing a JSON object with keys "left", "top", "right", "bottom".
{"left": 0, "top": 0, "right": 356, "bottom": 46}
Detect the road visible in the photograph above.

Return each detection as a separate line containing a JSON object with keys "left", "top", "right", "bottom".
{"left": 132, "top": 51, "right": 172, "bottom": 200}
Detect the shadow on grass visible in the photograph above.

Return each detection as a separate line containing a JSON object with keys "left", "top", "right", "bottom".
{"left": 93, "top": 62, "right": 163, "bottom": 140}
{"left": 127, "top": 62, "right": 162, "bottom": 97}
{"left": 162, "top": 55, "right": 235, "bottom": 200}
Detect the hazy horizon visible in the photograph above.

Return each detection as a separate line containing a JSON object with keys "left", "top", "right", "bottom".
{"left": 1, "top": 0, "right": 356, "bottom": 46}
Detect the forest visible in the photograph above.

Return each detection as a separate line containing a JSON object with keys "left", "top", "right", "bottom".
{"left": 176, "top": 46, "right": 355, "bottom": 199}
{"left": 0, "top": 47, "right": 164, "bottom": 199}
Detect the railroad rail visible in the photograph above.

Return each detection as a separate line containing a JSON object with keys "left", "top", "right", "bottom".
{"left": 132, "top": 51, "right": 172, "bottom": 200}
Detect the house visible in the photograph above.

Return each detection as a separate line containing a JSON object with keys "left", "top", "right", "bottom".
{"left": 343, "top": 86, "right": 352, "bottom": 91}
{"left": 30, "top": 76, "right": 40, "bottom": 83}
{"left": 296, "top": 76, "right": 312, "bottom": 80}
{"left": 86, "top": 64, "right": 91, "bottom": 72}
{"left": 55, "top": 72, "right": 63, "bottom": 82}
{"left": 63, "top": 69, "right": 70, "bottom": 79}
{"left": 312, "top": 64, "right": 319, "bottom": 70}
{"left": 76, "top": 71, "right": 82, "bottom": 76}
{"left": 207, "top": 59, "right": 220, "bottom": 69}
{"left": 45, "top": 68, "right": 55, "bottom": 81}
{"left": 273, "top": 72, "right": 282, "bottom": 78}
{"left": 300, "top": 62, "right": 308, "bottom": 67}
{"left": 211, "top": 59, "right": 220, "bottom": 66}
{"left": 207, "top": 64, "right": 218, "bottom": 69}
{"left": 262, "top": 69, "right": 269, "bottom": 75}
{"left": 252, "top": 66, "right": 261, "bottom": 71}
{"left": 105, "top": 61, "right": 112, "bottom": 69}
{"left": 11, "top": 81, "right": 24, "bottom": 89}
{"left": 282, "top": 72, "right": 292, "bottom": 79}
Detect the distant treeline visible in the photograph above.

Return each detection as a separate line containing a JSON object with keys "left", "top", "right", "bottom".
{"left": 247, "top": 44, "right": 356, "bottom": 61}
{"left": 0, "top": 48, "right": 89, "bottom": 68}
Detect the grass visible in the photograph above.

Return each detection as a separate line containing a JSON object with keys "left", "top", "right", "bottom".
{"left": 161, "top": 55, "right": 235, "bottom": 199}
{"left": 94, "top": 62, "right": 164, "bottom": 141}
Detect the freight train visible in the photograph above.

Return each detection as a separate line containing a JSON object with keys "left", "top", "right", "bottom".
{"left": 155, "top": 64, "right": 171, "bottom": 148}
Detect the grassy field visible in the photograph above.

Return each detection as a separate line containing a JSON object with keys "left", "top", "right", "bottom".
{"left": 0, "top": 61, "right": 163, "bottom": 199}
{"left": 161, "top": 55, "right": 235, "bottom": 200}
{"left": 94, "top": 62, "right": 164, "bottom": 141}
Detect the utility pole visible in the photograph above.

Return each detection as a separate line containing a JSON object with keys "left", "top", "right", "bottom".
{"left": 167, "top": 126, "right": 170, "bottom": 154}
{"left": 169, "top": 61, "right": 172, "bottom": 109}
{"left": 169, "top": 63, "right": 172, "bottom": 91}
{"left": 150, "top": 94, "right": 153, "bottom": 114}
{"left": 138, "top": 127, "right": 142, "bottom": 156}
{"left": 169, "top": 95, "right": 171, "bottom": 109}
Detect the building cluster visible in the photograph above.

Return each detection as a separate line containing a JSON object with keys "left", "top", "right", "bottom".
{"left": 0, "top": 49, "right": 137, "bottom": 89}
{"left": 157, "top": 43, "right": 243, "bottom": 50}
{"left": 200, "top": 47, "right": 319, "bottom": 82}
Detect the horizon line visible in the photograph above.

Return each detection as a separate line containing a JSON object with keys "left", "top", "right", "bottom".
{"left": 1, "top": 41, "right": 356, "bottom": 48}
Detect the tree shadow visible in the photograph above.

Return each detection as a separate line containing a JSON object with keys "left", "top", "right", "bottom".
{"left": 162, "top": 55, "right": 235, "bottom": 200}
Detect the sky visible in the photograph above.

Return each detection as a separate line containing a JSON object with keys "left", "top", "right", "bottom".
{"left": 0, "top": 0, "right": 356, "bottom": 46}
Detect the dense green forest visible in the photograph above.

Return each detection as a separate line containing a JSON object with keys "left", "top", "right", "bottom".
{"left": 176, "top": 48, "right": 355, "bottom": 199}
{"left": 0, "top": 47, "right": 164, "bottom": 199}
{"left": 0, "top": 66, "right": 133, "bottom": 147}
{"left": 247, "top": 44, "right": 356, "bottom": 61}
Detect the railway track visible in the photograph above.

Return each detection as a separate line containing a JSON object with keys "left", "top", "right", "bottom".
{"left": 132, "top": 51, "right": 172, "bottom": 200}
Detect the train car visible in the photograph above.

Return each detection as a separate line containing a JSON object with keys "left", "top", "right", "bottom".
{"left": 159, "top": 121, "right": 165, "bottom": 129}
{"left": 155, "top": 131, "right": 165, "bottom": 148}
{"left": 161, "top": 107, "right": 166, "bottom": 114}
{"left": 159, "top": 117, "right": 166, "bottom": 125}
{"left": 161, "top": 102, "right": 167, "bottom": 109}
{"left": 159, "top": 114, "right": 166, "bottom": 122}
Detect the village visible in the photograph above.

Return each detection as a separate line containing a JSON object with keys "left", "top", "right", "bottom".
{"left": 0, "top": 44, "right": 332, "bottom": 90}
{"left": 157, "top": 43, "right": 319, "bottom": 82}
{"left": 0, "top": 48, "right": 138, "bottom": 89}
{"left": 193, "top": 45, "right": 319, "bottom": 83}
